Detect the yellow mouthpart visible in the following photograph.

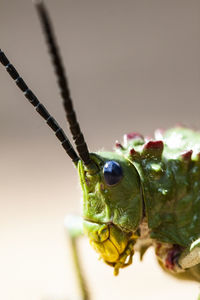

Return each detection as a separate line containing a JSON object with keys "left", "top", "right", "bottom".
{"left": 83, "top": 221, "right": 137, "bottom": 275}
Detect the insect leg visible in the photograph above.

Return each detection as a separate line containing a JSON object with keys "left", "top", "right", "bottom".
{"left": 64, "top": 216, "right": 90, "bottom": 300}
{"left": 178, "top": 238, "right": 200, "bottom": 270}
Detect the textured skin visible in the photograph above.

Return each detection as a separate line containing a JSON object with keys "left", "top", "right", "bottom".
{"left": 79, "top": 126, "right": 200, "bottom": 277}
{"left": 119, "top": 127, "right": 200, "bottom": 247}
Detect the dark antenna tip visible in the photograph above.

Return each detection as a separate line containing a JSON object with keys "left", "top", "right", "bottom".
{"left": 0, "top": 49, "right": 80, "bottom": 165}
{"left": 34, "top": 0, "right": 92, "bottom": 167}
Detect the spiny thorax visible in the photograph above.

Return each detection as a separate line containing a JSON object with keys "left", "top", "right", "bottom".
{"left": 115, "top": 128, "right": 200, "bottom": 247}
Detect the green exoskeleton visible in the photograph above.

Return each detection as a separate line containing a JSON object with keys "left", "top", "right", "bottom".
{"left": 76, "top": 129, "right": 200, "bottom": 277}
{"left": 1, "top": 1, "right": 200, "bottom": 300}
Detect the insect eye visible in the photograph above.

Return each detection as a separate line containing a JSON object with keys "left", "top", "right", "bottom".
{"left": 103, "top": 161, "right": 123, "bottom": 186}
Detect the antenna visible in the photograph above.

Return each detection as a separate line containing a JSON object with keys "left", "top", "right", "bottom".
{"left": 0, "top": 49, "right": 79, "bottom": 164}
{"left": 35, "top": 1, "right": 91, "bottom": 166}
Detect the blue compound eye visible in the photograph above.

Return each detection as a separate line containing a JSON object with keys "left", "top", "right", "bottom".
{"left": 103, "top": 161, "right": 123, "bottom": 186}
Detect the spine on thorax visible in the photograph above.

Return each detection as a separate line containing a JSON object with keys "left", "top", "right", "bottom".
{"left": 115, "top": 129, "right": 200, "bottom": 247}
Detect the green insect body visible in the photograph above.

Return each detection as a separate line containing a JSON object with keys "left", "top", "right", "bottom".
{"left": 2, "top": 2, "right": 200, "bottom": 299}
{"left": 79, "top": 126, "right": 200, "bottom": 277}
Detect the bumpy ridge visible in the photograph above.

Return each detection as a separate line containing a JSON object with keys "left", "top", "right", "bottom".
{"left": 114, "top": 126, "right": 200, "bottom": 247}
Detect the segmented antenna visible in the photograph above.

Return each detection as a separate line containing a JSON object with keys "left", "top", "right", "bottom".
{"left": 35, "top": 1, "right": 91, "bottom": 166}
{"left": 0, "top": 49, "right": 79, "bottom": 164}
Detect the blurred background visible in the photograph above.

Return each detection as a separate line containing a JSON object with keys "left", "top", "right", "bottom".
{"left": 0, "top": 0, "right": 200, "bottom": 299}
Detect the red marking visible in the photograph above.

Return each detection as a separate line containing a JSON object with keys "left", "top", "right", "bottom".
{"left": 181, "top": 150, "right": 193, "bottom": 160}
{"left": 165, "top": 247, "right": 181, "bottom": 271}
{"left": 126, "top": 132, "right": 144, "bottom": 140}
{"left": 144, "top": 140, "right": 164, "bottom": 150}
{"left": 165, "top": 249, "right": 174, "bottom": 270}
{"left": 115, "top": 141, "right": 123, "bottom": 149}
{"left": 129, "top": 148, "right": 137, "bottom": 156}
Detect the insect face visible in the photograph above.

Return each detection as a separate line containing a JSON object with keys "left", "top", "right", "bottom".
{"left": 78, "top": 151, "right": 143, "bottom": 274}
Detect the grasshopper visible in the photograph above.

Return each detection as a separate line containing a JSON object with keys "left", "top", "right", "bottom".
{"left": 1, "top": 1, "right": 200, "bottom": 300}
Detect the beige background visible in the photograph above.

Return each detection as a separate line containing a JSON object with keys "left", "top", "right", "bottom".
{"left": 0, "top": 0, "right": 200, "bottom": 299}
